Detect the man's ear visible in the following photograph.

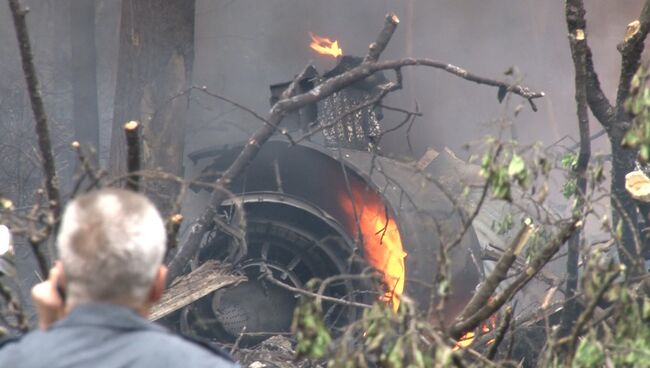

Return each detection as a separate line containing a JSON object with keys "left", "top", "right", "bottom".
{"left": 148, "top": 265, "right": 167, "bottom": 304}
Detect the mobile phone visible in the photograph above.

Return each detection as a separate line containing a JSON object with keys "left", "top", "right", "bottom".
{"left": 56, "top": 282, "right": 66, "bottom": 303}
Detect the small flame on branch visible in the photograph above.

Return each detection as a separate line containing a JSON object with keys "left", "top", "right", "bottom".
{"left": 309, "top": 32, "right": 343, "bottom": 58}
{"left": 454, "top": 313, "right": 498, "bottom": 350}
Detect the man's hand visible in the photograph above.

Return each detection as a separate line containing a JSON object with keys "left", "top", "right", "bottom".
{"left": 31, "top": 262, "right": 65, "bottom": 330}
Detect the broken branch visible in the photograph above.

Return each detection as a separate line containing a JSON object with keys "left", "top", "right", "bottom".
{"left": 364, "top": 13, "right": 400, "bottom": 63}
{"left": 450, "top": 217, "right": 581, "bottom": 339}
{"left": 565, "top": 0, "right": 615, "bottom": 124}
{"left": 455, "top": 220, "right": 534, "bottom": 323}
{"left": 149, "top": 260, "right": 246, "bottom": 321}
{"left": 124, "top": 121, "right": 141, "bottom": 191}
{"left": 615, "top": 0, "right": 650, "bottom": 111}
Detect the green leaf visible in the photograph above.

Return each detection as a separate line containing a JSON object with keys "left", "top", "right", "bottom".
{"left": 562, "top": 179, "right": 577, "bottom": 199}
{"left": 561, "top": 153, "right": 577, "bottom": 169}
{"left": 641, "top": 145, "right": 650, "bottom": 163}
{"left": 508, "top": 153, "right": 525, "bottom": 177}
{"left": 479, "top": 153, "right": 491, "bottom": 177}
{"left": 616, "top": 220, "right": 623, "bottom": 240}
{"left": 622, "top": 131, "right": 640, "bottom": 148}
{"left": 574, "top": 338, "right": 605, "bottom": 368}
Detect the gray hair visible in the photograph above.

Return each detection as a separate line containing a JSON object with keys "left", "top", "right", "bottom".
{"left": 57, "top": 189, "right": 166, "bottom": 306}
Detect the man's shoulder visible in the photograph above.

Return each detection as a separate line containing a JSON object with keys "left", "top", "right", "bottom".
{"left": 0, "top": 329, "right": 48, "bottom": 350}
{"left": 0, "top": 332, "right": 40, "bottom": 366}
{"left": 0, "top": 334, "right": 21, "bottom": 349}
{"left": 132, "top": 329, "right": 238, "bottom": 366}
{"left": 0, "top": 328, "right": 238, "bottom": 368}
{"left": 178, "top": 333, "right": 237, "bottom": 363}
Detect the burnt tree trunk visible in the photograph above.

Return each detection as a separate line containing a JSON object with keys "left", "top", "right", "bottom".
{"left": 70, "top": 0, "right": 100, "bottom": 158}
{"left": 565, "top": 0, "right": 650, "bottom": 273}
{"left": 109, "top": 0, "right": 195, "bottom": 215}
{"left": 610, "top": 133, "right": 641, "bottom": 266}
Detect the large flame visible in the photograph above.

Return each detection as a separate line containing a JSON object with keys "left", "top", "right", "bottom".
{"left": 338, "top": 185, "right": 406, "bottom": 311}
{"left": 309, "top": 32, "right": 343, "bottom": 58}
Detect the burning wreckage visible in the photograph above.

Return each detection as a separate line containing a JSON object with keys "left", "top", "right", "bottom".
{"left": 168, "top": 37, "right": 559, "bottom": 353}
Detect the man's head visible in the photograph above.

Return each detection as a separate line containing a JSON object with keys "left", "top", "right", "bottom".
{"left": 56, "top": 189, "right": 167, "bottom": 309}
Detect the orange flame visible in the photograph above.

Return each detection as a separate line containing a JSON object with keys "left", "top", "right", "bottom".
{"left": 453, "top": 314, "right": 498, "bottom": 350}
{"left": 339, "top": 185, "right": 406, "bottom": 311}
{"left": 309, "top": 32, "right": 343, "bottom": 58}
{"left": 455, "top": 332, "right": 476, "bottom": 350}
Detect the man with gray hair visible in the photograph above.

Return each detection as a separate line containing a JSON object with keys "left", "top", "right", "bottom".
{"left": 0, "top": 188, "right": 238, "bottom": 367}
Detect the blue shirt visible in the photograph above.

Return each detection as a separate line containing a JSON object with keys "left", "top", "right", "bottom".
{"left": 0, "top": 303, "right": 238, "bottom": 368}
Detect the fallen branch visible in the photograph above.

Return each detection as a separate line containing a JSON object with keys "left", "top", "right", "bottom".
{"left": 455, "top": 220, "right": 534, "bottom": 323}
{"left": 450, "top": 217, "right": 582, "bottom": 339}
{"left": 149, "top": 260, "right": 246, "bottom": 321}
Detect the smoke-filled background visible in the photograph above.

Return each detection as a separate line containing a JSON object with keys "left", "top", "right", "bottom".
{"left": 184, "top": 0, "right": 640, "bottom": 158}
{"left": 0, "top": 0, "right": 643, "bottom": 325}
{"left": 0, "top": 0, "right": 640, "bottom": 241}
{"left": 0, "top": 0, "right": 642, "bottom": 167}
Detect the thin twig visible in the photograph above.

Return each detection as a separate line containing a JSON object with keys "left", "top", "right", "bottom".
{"left": 71, "top": 141, "right": 102, "bottom": 195}
{"left": 262, "top": 268, "right": 372, "bottom": 309}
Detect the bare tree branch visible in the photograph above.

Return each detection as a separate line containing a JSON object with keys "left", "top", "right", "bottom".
{"left": 560, "top": 8, "right": 592, "bottom": 337}
{"left": 8, "top": 0, "right": 61, "bottom": 261}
